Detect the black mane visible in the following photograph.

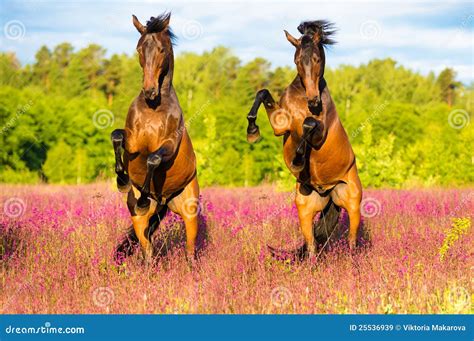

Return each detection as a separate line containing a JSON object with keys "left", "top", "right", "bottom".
{"left": 297, "top": 20, "right": 337, "bottom": 46}
{"left": 146, "top": 12, "right": 176, "bottom": 43}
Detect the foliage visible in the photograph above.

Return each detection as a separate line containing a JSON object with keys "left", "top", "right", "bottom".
{"left": 439, "top": 217, "right": 471, "bottom": 261}
{"left": 0, "top": 45, "right": 472, "bottom": 187}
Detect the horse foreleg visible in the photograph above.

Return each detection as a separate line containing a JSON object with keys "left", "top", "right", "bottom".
{"left": 291, "top": 117, "right": 323, "bottom": 173}
{"left": 111, "top": 129, "right": 131, "bottom": 193}
{"left": 168, "top": 176, "right": 200, "bottom": 265}
{"left": 135, "top": 150, "right": 165, "bottom": 216}
{"left": 247, "top": 89, "right": 289, "bottom": 143}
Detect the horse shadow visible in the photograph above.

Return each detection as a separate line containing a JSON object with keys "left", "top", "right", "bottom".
{"left": 0, "top": 223, "right": 21, "bottom": 265}
{"left": 151, "top": 211, "right": 209, "bottom": 260}
{"left": 269, "top": 209, "right": 371, "bottom": 263}
{"left": 317, "top": 209, "right": 371, "bottom": 254}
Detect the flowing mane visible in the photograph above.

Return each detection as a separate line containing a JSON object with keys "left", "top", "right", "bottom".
{"left": 145, "top": 12, "right": 177, "bottom": 43}
{"left": 297, "top": 20, "right": 337, "bottom": 46}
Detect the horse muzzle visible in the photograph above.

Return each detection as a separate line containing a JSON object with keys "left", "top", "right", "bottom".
{"left": 143, "top": 87, "right": 159, "bottom": 100}
{"left": 308, "top": 97, "right": 322, "bottom": 115}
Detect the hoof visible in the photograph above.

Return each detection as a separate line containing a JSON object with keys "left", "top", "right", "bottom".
{"left": 290, "top": 159, "right": 305, "bottom": 173}
{"left": 135, "top": 197, "right": 150, "bottom": 216}
{"left": 116, "top": 175, "right": 131, "bottom": 193}
{"left": 186, "top": 254, "right": 198, "bottom": 271}
{"left": 247, "top": 132, "right": 261, "bottom": 144}
{"left": 246, "top": 125, "right": 261, "bottom": 143}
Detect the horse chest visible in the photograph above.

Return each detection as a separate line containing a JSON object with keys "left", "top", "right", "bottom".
{"left": 283, "top": 135, "right": 350, "bottom": 188}
{"left": 125, "top": 123, "right": 166, "bottom": 154}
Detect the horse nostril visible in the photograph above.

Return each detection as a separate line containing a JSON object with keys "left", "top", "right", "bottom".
{"left": 144, "top": 88, "right": 157, "bottom": 99}
{"left": 308, "top": 96, "right": 321, "bottom": 107}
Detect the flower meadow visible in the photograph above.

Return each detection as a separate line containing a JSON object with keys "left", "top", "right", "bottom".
{"left": 0, "top": 183, "right": 472, "bottom": 314}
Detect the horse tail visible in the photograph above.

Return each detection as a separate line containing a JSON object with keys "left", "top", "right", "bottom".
{"left": 268, "top": 199, "right": 341, "bottom": 262}
{"left": 113, "top": 205, "right": 168, "bottom": 264}
{"left": 313, "top": 199, "right": 341, "bottom": 247}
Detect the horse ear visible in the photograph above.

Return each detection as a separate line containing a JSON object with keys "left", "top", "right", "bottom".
{"left": 284, "top": 30, "right": 298, "bottom": 47}
{"left": 163, "top": 13, "right": 171, "bottom": 27}
{"left": 132, "top": 15, "right": 146, "bottom": 34}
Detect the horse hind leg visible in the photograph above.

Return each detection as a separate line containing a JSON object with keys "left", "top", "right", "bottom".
{"left": 125, "top": 185, "right": 159, "bottom": 264}
{"left": 113, "top": 210, "right": 166, "bottom": 265}
{"left": 295, "top": 182, "right": 330, "bottom": 259}
{"left": 111, "top": 129, "right": 131, "bottom": 193}
{"left": 167, "top": 176, "right": 200, "bottom": 265}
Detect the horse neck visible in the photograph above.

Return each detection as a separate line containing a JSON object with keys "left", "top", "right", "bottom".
{"left": 293, "top": 75, "right": 337, "bottom": 126}
{"left": 160, "top": 54, "right": 174, "bottom": 96}
{"left": 321, "top": 84, "right": 337, "bottom": 125}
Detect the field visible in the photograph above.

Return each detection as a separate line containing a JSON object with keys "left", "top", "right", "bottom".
{"left": 0, "top": 183, "right": 472, "bottom": 314}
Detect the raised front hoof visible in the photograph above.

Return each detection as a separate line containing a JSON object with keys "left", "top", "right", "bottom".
{"left": 134, "top": 197, "right": 151, "bottom": 216}
{"left": 247, "top": 131, "right": 261, "bottom": 144}
{"left": 290, "top": 159, "right": 305, "bottom": 173}
{"left": 246, "top": 125, "right": 261, "bottom": 143}
{"left": 116, "top": 176, "right": 131, "bottom": 193}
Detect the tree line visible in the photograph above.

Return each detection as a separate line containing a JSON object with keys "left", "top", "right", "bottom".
{"left": 0, "top": 43, "right": 472, "bottom": 188}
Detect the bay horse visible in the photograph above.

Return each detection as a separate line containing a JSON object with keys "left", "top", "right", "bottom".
{"left": 111, "top": 13, "right": 200, "bottom": 264}
{"left": 246, "top": 20, "right": 362, "bottom": 258}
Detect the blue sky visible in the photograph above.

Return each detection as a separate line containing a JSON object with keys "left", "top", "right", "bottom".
{"left": 1, "top": 0, "right": 473, "bottom": 83}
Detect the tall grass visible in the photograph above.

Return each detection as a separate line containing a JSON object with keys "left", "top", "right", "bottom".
{"left": 1, "top": 183, "right": 472, "bottom": 314}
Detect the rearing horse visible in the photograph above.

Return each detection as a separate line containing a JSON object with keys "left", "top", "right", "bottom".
{"left": 111, "top": 13, "right": 200, "bottom": 264}
{"left": 246, "top": 20, "right": 362, "bottom": 257}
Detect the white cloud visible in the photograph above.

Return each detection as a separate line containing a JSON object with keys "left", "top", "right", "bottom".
{"left": 2, "top": 0, "right": 473, "bottom": 83}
